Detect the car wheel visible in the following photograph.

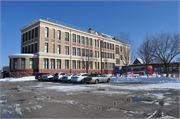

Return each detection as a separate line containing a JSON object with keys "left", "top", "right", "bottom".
{"left": 95, "top": 80, "right": 99, "bottom": 84}
{"left": 107, "top": 79, "right": 110, "bottom": 83}
{"left": 86, "top": 82, "right": 89, "bottom": 84}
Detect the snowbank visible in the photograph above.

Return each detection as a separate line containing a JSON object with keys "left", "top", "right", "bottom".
{"left": 110, "top": 77, "right": 180, "bottom": 83}
{"left": 0, "top": 76, "right": 36, "bottom": 82}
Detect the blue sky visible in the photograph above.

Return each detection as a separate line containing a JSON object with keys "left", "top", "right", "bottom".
{"left": 1, "top": 1, "right": 179, "bottom": 69}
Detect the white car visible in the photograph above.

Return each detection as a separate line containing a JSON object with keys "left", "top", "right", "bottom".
{"left": 61, "top": 73, "right": 77, "bottom": 83}
{"left": 71, "top": 73, "right": 89, "bottom": 83}
{"left": 53, "top": 72, "right": 68, "bottom": 82}
{"left": 42, "top": 74, "right": 54, "bottom": 81}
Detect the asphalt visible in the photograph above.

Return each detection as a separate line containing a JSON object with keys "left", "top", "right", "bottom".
{"left": 0, "top": 81, "right": 179, "bottom": 118}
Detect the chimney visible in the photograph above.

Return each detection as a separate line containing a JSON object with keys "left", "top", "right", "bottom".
{"left": 88, "top": 28, "right": 94, "bottom": 34}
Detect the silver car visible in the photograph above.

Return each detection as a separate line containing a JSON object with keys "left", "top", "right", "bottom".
{"left": 53, "top": 72, "right": 68, "bottom": 82}
{"left": 61, "top": 73, "right": 77, "bottom": 83}
{"left": 42, "top": 74, "right": 54, "bottom": 81}
{"left": 71, "top": 73, "right": 89, "bottom": 83}
{"left": 84, "top": 74, "right": 111, "bottom": 84}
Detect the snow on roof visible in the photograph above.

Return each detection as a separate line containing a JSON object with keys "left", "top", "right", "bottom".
{"left": 8, "top": 54, "right": 38, "bottom": 58}
{"left": 137, "top": 58, "right": 145, "bottom": 64}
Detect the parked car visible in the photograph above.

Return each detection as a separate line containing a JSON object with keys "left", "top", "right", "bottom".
{"left": 62, "top": 73, "right": 77, "bottom": 83}
{"left": 71, "top": 73, "right": 89, "bottom": 83}
{"left": 35, "top": 73, "right": 50, "bottom": 81}
{"left": 84, "top": 74, "right": 111, "bottom": 84}
{"left": 42, "top": 74, "right": 54, "bottom": 81}
{"left": 53, "top": 72, "right": 68, "bottom": 82}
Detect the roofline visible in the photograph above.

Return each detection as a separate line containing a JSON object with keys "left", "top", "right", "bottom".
{"left": 19, "top": 18, "right": 131, "bottom": 47}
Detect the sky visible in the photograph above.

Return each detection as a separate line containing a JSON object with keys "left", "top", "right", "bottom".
{"left": 0, "top": 1, "right": 179, "bottom": 70}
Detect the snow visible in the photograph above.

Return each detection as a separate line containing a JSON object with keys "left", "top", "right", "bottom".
{"left": 0, "top": 76, "right": 36, "bottom": 82}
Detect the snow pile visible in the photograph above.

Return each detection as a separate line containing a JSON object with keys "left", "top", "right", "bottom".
{"left": 110, "top": 77, "right": 180, "bottom": 83}
{"left": 0, "top": 76, "right": 36, "bottom": 82}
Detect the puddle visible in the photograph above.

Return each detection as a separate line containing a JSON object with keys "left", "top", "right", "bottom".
{"left": 97, "top": 89, "right": 105, "bottom": 91}
{"left": 0, "top": 113, "right": 19, "bottom": 118}
{"left": 120, "top": 97, "right": 152, "bottom": 102}
{"left": 150, "top": 91, "right": 165, "bottom": 94}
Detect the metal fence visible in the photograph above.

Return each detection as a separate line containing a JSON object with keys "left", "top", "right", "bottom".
{"left": 44, "top": 18, "right": 88, "bottom": 33}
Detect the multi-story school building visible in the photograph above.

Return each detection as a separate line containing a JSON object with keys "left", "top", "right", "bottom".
{"left": 8, "top": 18, "right": 130, "bottom": 76}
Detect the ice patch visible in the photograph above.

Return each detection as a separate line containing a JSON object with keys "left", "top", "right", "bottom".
{"left": 26, "top": 107, "right": 31, "bottom": 112}
{"left": 36, "top": 105, "right": 42, "bottom": 109}
{"left": 65, "top": 100, "right": 78, "bottom": 105}
{"left": 14, "top": 104, "right": 22, "bottom": 115}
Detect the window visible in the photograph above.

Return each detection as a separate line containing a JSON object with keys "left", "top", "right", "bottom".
{"left": 28, "top": 45, "right": 30, "bottom": 53}
{"left": 26, "top": 32, "right": 28, "bottom": 41}
{"left": 81, "top": 36, "right": 84, "bottom": 44}
{"left": 72, "top": 60, "right": 76, "bottom": 69}
{"left": 116, "top": 59, "right": 120, "bottom": 64}
{"left": 82, "top": 61, "right": 85, "bottom": 69}
{"left": 120, "top": 55, "right": 122, "bottom": 60}
{"left": 77, "top": 61, "right": 80, "bottom": 69}
{"left": 22, "top": 47, "right": 24, "bottom": 53}
{"left": 112, "top": 44, "right": 114, "bottom": 50}
{"left": 45, "top": 43, "right": 48, "bottom": 53}
{"left": 178, "top": 67, "right": 180, "bottom": 71}
{"left": 97, "top": 51, "right": 99, "bottom": 58}
{"left": 86, "top": 37, "right": 88, "bottom": 45}
{"left": 120, "top": 46, "right": 122, "bottom": 52}
{"left": 100, "top": 41, "right": 103, "bottom": 48}
{"left": 57, "top": 59, "right": 61, "bottom": 69}
{"left": 35, "top": 43, "right": 37, "bottom": 53}
{"left": 77, "top": 35, "right": 80, "bottom": 43}
{"left": 110, "top": 43, "right": 111, "bottom": 49}
{"left": 57, "top": 45, "right": 60, "bottom": 54}
{"left": 35, "top": 27, "right": 38, "bottom": 37}
{"left": 101, "top": 51, "right": 104, "bottom": 58}
{"left": 102, "top": 63, "right": 104, "bottom": 69}
{"left": 94, "top": 39, "right": 96, "bottom": 47}
{"left": 172, "top": 67, "right": 176, "bottom": 71}
{"left": 169, "top": 67, "right": 172, "bottom": 72}
{"left": 23, "top": 34, "right": 25, "bottom": 42}
{"left": 161, "top": 67, "right": 164, "bottom": 72}
{"left": 110, "top": 53, "right": 112, "bottom": 58}
{"left": 105, "top": 62, "right": 107, "bottom": 69}
{"left": 104, "top": 42, "right": 106, "bottom": 48}
{"left": 113, "top": 54, "right": 114, "bottom": 59}
{"left": 82, "top": 49, "right": 85, "bottom": 56}
{"left": 72, "top": 34, "right": 76, "bottom": 43}
{"left": 26, "top": 46, "right": 28, "bottom": 53}
{"left": 77, "top": 48, "right": 80, "bottom": 56}
{"left": 10, "top": 59, "right": 11, "bottom": 69}
{"left": 29, "top": 58, "right": 33, "bottom": 69}
{"left": 97, "top": 40, "right": 99, "bottom": 47}
{"left": 14, "top": 58, "right": 17, "bottom": 69}
{"left": 21, "top": 58, "right": 25, "bottom": 69}
{"left": 31, "top": 44, "right": 34, "bottom": 53}
{"left": 50, "top": 59, "right": 55, "bottom": 69}
{"left": 32, "top": 29, "right": 34, "bottom": 39}
{"left": 65, "top": 32, "right": 69, "bottom": 41}
{"left": 44, "top": 58, "right": 49, "bottom": 69}
{"left": 65, "top": 46, "right": 69, "bottom": 55}
{"left": 98, "top": 62, "right": 99, "bottom": 69}
{"left": 116, "top": 45, "right": 119, "bottom": 54}
{"left": 107, "top": 53, "right": 109, "bottom": 58}
{"left": 90, "top": 38, "right": 92, "bottom": 46}
{"left": 95, "top": 51, "right": 97, "bottom": 57}
{"left": 65, "top": 60, "right": 69, "bottom": 69}
{"left": 90, "top": 61, "right": 92, "bottom": 69}
{"left": 58, "top": 30, "right": 61, "bottom": 40}
{"left": 90, "top": 50, "right": 92, "bottom": 57}
{"left": 107, "top": 43, "right": 109, "bottom": 49}
{"left": 86, "top": 49, "right": 89, "bottom": 57}
{"left": 45, "top": 27, "right": 48, "bottom": 38}
{"left": 104, "top": 52, "right": 106, "bottom": 58}
{"left": 29, "top": 31, "right": 31, "bottom": 40}
{"left": 72, "top": 47, "right": 76, "bottom": 55}
{"left": 95, "top": 62, "right": 97, "bottom": 69}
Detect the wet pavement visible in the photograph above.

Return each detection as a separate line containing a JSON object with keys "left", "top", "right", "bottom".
{"left": 0, "top": 81, "right": 179, "bottom": 118}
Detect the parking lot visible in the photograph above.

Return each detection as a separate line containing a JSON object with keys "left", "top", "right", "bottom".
{"left": 0, "top": 79, "right": 179, "bottom": 118}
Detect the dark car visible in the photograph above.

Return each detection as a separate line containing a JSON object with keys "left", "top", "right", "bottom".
{"left": 35, "top": 73, "right": 50, "bottom": 81}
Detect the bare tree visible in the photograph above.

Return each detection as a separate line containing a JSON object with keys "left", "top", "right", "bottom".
{"left": 137, "top": 34, "right": 154, "bottom": 76}
{"left": 150, "top": 32, "right": 179, "bottom": 74}
{"left": 81, "top": 49, "right": 96, "bottom": 73}
{"left": 119, "top": 32, "right": 135, "bottom": 77}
